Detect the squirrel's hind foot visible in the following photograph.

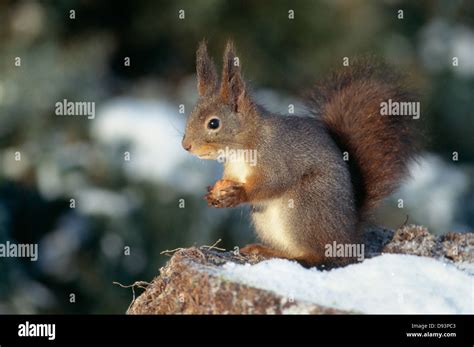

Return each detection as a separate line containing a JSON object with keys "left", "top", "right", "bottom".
{"left": 240, "top": 243, "right": 326, "bottom": 268}
{"left": 239, "top": 243, "right": 289, "bottom": 260}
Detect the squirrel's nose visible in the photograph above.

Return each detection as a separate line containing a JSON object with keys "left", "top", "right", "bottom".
{"left": 182, "top": 138, "right": 192, "bottom": 151}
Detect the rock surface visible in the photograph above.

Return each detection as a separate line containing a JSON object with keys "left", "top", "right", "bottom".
{"left": 126, "top": 225, "right": 473, "bottom": 314}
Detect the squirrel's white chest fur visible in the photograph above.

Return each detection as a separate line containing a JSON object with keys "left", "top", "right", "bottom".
{"left": 225, "top": 159, "right": 299, "bottom": 255}
{"left": 224, "top": 159, "right": 250, "bottom": 183}
{"left": 252, "top": 199, "right": 300, "bottom": 255}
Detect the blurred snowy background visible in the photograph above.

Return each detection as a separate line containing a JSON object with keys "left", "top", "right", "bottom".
{"left": 0, "top": 0, "right": 472, "bottom": 313}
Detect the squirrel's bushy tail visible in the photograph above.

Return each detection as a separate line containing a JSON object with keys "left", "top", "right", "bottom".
{"left": 308, "top": 58, "right": 420, "bottom": 215}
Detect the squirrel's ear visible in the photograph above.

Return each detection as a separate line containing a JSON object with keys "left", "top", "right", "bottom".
{"left": 220, "top": 40, "right": 249, "bottom": 112}
{"left": 196, "top": 40, "right": 218, "bottom": 97}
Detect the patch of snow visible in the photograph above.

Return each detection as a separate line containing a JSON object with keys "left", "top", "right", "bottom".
{"left": 455, "top": 261, "right": 474, "bottom": 276}
{"left": 396, "top": 154, "right": 470, "bottom": 233}
{"left": 221, "top": 254, "right": 473, "bottom": 314}
{"left": 75, "top": 187, "right": 135, "bottom": 217}
{"left": 419, "top": 19, "right": 474, "bottom": 76}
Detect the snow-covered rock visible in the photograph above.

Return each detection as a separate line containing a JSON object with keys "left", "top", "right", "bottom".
{"left": 222, "top": 254, "right": 472, "bottom": 314}
{"left": 126, "top": 225, "right": 473, "bottom": 314}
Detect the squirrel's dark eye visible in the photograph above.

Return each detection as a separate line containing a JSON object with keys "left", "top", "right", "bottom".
{"left": 207, "top": 118, "right": 220, "bottom": 130}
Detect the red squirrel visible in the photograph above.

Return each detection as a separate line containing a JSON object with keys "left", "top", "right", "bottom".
{"left": 182, "top": 41, "right": 419, "bottom": 266}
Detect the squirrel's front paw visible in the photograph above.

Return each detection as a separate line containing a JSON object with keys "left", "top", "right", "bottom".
{"left": 205, "top": 179, "right": 246, "bottom": 208}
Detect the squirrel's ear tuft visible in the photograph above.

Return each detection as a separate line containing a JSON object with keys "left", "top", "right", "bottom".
{"left": 220, "top": 40, "right": 249, "bottom": 112}
{"left": 196, "top": 40, "right": 218, "bottom": 97}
